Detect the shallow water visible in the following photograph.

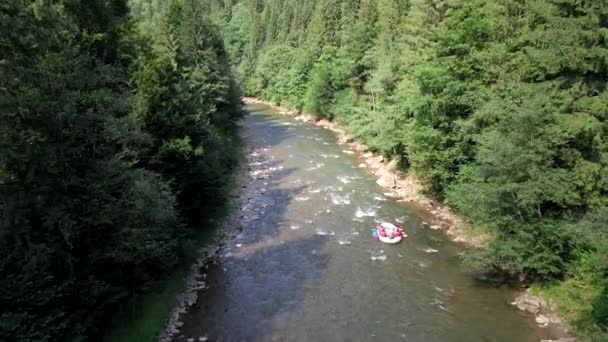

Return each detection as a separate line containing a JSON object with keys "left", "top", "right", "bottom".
{"left": 176, "top": 104, "right": 558, "bottom": 342}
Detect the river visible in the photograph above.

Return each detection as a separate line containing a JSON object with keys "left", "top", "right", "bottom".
{"left": 175, "top": 104, "right": 559, "bottom": 341}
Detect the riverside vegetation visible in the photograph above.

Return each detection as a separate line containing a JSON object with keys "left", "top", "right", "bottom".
{"left": 1, "top": 0, "right": 607, "bottom": 341}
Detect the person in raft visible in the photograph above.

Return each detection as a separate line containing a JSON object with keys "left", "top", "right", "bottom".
{"left": 380, "top": 223, "right": 399, "bottom": 238}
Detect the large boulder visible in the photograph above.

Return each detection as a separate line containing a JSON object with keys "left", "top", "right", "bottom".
{"left": 376, "top": 174, "right": 396, "bottom": 188}
{"left": 512, "top": 291, "right": 545, "bottom": 314}
{"left": 535, "top": 314, "right": 550, "bottom": 327}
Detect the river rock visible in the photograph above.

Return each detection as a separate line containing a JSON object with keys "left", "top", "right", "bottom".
{"left": 376, "top": 174, "right": 396, "bottom": 188}
{"left": 535, "top": 314, "right": 550, "bottom": 326}
{"left": 541, "top": 338, "right": 577, "bottom": 342}
{"left": 430, "top": 225, "right": 441, "bottom": 230}
{"left": 513, "top": 291, "right": 545, "bottom": 314}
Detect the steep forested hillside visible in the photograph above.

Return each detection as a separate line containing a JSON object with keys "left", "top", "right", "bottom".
{"left": 207, "top": 0, "right": 608, "bottom": 338}
{"left": 2, "top": 0, "right": 607, "bottom": 340}
{"left": 0, "top": 0, "right": 240, "bottom": 340}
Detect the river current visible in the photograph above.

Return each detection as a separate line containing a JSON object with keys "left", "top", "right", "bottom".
{"left": 175, "top": 104, "right": 557, "bottom": 342}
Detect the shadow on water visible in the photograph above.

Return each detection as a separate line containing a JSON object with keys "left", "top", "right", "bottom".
{"left": 176, "top": 171, "right": 328, "bottom": 341}
{"left": 175, "top": 109, "right": 332, "bottom": 341}
{"left": 178, "top": 235, "right": 330, "bottom": 341}
{"left": 239, "top": 108, "right": 294, "bottom": 149}
{"left": 236, "top": 166, "right": 305, "bottom": 245}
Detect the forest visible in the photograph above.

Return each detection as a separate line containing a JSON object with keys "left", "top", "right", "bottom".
{"left": 203, "top": 0, "right": 607, "bottom": 339}
{"left": 1, "top": 0, "right": 607, "bottom": 341}
{"left": 1, "top": 0, "right": 241, "bottom": 340}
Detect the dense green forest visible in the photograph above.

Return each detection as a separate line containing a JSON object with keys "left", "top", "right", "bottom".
{"left": 2, "top": 0, "right": 607, "bottom": 340}
{"left": 0, "top": 0, "right": 240, "bottom": 340}
{"left": 202, "top": 0, "right": 608, "bottom": 339}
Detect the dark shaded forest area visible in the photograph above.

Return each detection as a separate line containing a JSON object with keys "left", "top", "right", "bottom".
{"left": 1, "top": 0, "right": 241, "bottom": 340}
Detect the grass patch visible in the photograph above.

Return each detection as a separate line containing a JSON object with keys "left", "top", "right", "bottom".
{"left": 102, "top": 266, "right": 191, "bottom": 342}
{"left": 532, "top": 279, "right": 599, "bottom": 338}
{"left": 102, "top": 217, "right": 220, "bottom": 342}
{"left": 530, "top": 253, "right": 608, "bottom": 342}
{"left": 103, "top": 136, "right": 244, "bottom": 342}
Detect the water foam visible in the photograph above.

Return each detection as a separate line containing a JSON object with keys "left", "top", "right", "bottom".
{"left": 305, "top": 163, "right": 325, "bottom": 171}
{"left": 371, "top": 255, "right": 387, "bottom": 261}
{"left": 337, "top": 175, "right": 351, "bottom": 184}
{"left": 370, "top": 249, "right": 387, "bottom": 261}
{"left": 355, "top": 207, "right": 377, "bottom": 218}
{"left": 330, "top": 193, "right": 351, "bottom": 205}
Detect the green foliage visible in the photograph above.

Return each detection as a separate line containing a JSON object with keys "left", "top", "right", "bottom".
{"left": 130, "top": 0, "right": 242, "bottom": 222}
{"left": 304, "top": 46, "right": 346, "bottom": 117}
{"left": 248, "top": 44, "right": 296, "bottom": 100}
{"left": 1, "top": 0, "right": 240, "bottom": 340}
{"left": 4, "top": 0, "right": 608, "bottom": 339}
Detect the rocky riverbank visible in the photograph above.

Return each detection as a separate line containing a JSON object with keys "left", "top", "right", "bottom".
{"left": 242, "top": 97, "right": 485, "bottom": 247}
{"left": 158, "top": 138, "right": 278, "bottom": 342}
{"left": 513, "top": 290, "right": 577, "bottom": 342}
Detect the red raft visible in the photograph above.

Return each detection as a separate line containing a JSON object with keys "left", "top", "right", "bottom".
{"left": 372, "top": 222, "right": 407, "bottom": 244}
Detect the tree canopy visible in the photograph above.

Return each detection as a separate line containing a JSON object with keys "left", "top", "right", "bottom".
{"left": 1, "top": 0, "right": 241, "bottom": 340}
{"left": 2, "top": 0, "right": 608, "bottom": 340}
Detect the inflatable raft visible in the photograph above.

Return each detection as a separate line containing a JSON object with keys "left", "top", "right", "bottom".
{"left": 372, "top": 222, "right": 407, "bottom": 244}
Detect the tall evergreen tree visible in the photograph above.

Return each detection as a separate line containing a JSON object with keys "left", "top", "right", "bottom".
{"left": 1, "top": 0, "right": 241, "bottom": 339}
